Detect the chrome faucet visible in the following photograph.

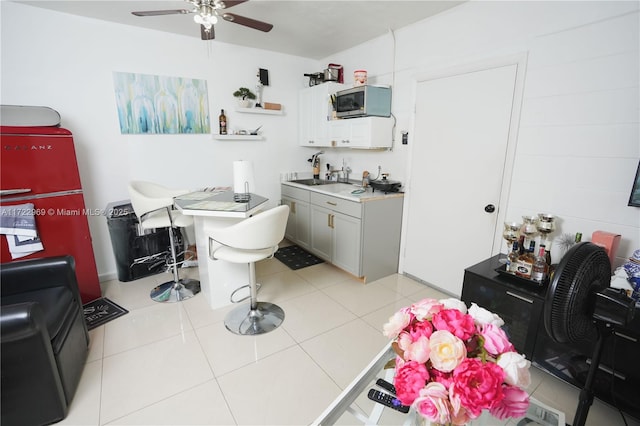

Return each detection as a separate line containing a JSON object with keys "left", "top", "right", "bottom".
{"left": 308, "top": 151, "right": 324, "bottom": 179}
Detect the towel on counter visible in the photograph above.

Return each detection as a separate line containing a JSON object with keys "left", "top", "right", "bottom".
{"left": 0, "top": 203, "right": 44, "bottom": 259}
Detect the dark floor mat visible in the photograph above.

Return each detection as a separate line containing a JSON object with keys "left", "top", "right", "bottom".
{"left": 274, "top": 245, "right": 324, "bottom": 270}
{"left": 83, "top": 297, "right": 128, "bottom": 330}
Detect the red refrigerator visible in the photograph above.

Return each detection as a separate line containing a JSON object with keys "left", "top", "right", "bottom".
{"left": 0, "top": 125, "right": 101, "bottom": 303}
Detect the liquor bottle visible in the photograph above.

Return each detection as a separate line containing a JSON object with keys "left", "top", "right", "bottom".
{"left": 544, "top": 241, "right": 552, "bottom": 266}
{"left": 219, "top": 109, "right": 227, "bottom": 135}
{"left": 532, "top": 245, "right": 548, "bottom": 282}
{"left": 515, "top": 241, "right": 536, "bottom": 279}
{"left": 517, "top": 234, "right": 526, "bottom": 255}
{"left": 507, "top": 241, "right": 519, "bottom": 273}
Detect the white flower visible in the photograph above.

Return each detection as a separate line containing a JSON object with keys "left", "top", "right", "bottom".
{"left": 383, "top": 310, "right": 411, "bottom": 338}
{"left": 429, "top": 330, "right": 467, "bottom": 372}
{"left": 498, "top": 351, "right": 531, "bottom": 388}
{"left": 439, "top": 298, "right": 468, "bottom": 313}
{"left": 468, "top": 302, "right": 504, "bottom": 327}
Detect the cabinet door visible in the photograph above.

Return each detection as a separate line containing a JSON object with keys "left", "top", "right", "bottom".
{"left": 298, "top": 89, "right": 317, "bottom": 146}
{"left": 282, "top": 197, "right": 311, "bottom": 251}
{"left": 282, "top": 197, "right": 297, "bottom": 242}
{"left": 294, "top": 200, "right": 311, "bottom": 251}
{"left": 329, "top": 120, "right": 351, "bottom": 147}
{"left": 461, "top": 272, "right": 542, "bottom": 359}
{"left": 310, "top": 204, "right": 332, "bottom": 261}
{"left": 332, "top": 212, "right": 361, "bottom": 276}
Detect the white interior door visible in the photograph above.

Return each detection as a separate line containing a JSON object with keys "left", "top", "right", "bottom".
{"left": 402, "top": 64, "right": 518, "bottom": 296}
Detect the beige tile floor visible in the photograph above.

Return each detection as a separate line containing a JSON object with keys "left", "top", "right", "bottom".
{"left": 61, "top": 256, "right": 639, "bottom": 425}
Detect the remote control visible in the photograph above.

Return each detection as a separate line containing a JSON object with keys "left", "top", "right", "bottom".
{"left": 367, "top": 389, "right": 410, "bottom": 413}
{"left": 376, "top": 378, "right": 397, "bottom": 395}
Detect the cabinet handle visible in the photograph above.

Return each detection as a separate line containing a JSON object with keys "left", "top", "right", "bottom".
{"left": 341, "top": 139, "right": 350, "bottom": 144}
{"left": 506, "top": 291, "right": 533, "bottom": 304}
{"left": 614, "top": 331, "right": 638, "bottom": 342}
{"left": 330, "top": 214, "right": 334, "bottom": 229}
{"left": 290, "top": 201, "right": 296, "bottom": 214}
{"left": 309, "top": 140, "right": 315, "bottom": 144}
{"left": 327, "top": 213, "right": 331, "bottom": 228}
{"left": 326, "top": 201, "right": 337, "bottom": 206}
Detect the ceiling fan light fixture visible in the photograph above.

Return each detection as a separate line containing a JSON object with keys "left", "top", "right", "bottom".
{"left": 194, "top": 11, "right": 218, "bottom": 29}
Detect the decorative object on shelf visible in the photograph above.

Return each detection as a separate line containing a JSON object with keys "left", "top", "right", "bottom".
{"left": 383, "top": 298, "right": 531, "bottom": 425}
{"left": 501, "top": 222, "right": 521, "bottom": 264}
{"left": 536, "top": 213, "right": 556, "bottom": 248}
{"left": 233, "top": 87, "right": 256, "bottom": 108}
{"left": 354, "top": 69, "right": 367, "bottom": 86}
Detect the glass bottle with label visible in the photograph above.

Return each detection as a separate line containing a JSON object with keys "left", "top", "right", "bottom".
{"left": 219, "top": 109, "right": 227, "bottom": 135}
{"left": 516, "top": 241, "right": 536, "bottom": 279}
{"left": 507, "top": 241, "right": 519, "bottom": 273}
{"left": 532, "top": 245, "right": 548, "bottom": 282}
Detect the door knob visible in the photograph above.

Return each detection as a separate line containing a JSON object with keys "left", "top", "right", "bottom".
{"left": 484, "top": 204, "right": 496, "bottom": 213}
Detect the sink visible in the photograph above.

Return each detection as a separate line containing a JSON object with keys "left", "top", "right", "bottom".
{"left": 290, "top": 178, "right": 336, "bottom": 186}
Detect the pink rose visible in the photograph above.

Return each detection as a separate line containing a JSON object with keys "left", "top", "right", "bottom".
{"left": 404, "top": 335, "right": 431, "bottom": 364}
{"left": 429, "top": 368, "right": 454, "bottom": 389}
{"left": 383, "top": 309, "right": 412, "bottom": 338}
{"left": 480, "top": 323, "right": 515, "bottom": 355}
{"left": 394, "top": 359, "right": 430, "bottom": 405}
{"left": 414, "top": 382, "right": 451, "bottom": 425}
{"left": 410, "top": 298, "right": 443, "bottom": 321}
{"left": 407, "top": 317, "right": 433, "bottom": 340}
{"left": 432, "top": 309, "right": 476, "bottom": 341}
{"left": 451, "top": 358, "right": 505, "bottom": 417}
{"left": 490, "top": 385, "right": 529, "bottom": 420}
{"left": 429, "top": 330, "right": 467, "bottom": 372}
{"left": 448, "top": 384, "right": 472, "bottom": 425}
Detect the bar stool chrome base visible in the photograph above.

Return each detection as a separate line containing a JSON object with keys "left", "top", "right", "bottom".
{"left": 150, "top": 278, "right": 200, "bottom": 303}
{"left": 224, "top": 302, "right": 285, "bottom": 335}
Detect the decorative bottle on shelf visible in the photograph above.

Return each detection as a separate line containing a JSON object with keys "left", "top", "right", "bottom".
{"left": 515, "top": 241, "right": 536, "bottom": 279}
{"left": 507, "top": 241, "right": 519, "bottom": 273}
{"left": 575, "top": 232, "right": 582, "bottom": 243}
{"left": 532, "top": 245, "right": 548, "bottom": 282}
{"left": 544, "top": 242, "right": 552, "bottom": 266}
{"left": 219, "top": 109, "right": 227, "bottom": 135}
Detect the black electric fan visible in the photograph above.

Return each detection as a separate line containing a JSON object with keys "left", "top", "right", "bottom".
{"left": 544, "top": 242, "right": 636, "bottom": 426}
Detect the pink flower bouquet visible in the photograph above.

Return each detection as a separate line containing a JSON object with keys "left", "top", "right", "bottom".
{"left": 383, "top": 298, "right": 531, "bottom": 425}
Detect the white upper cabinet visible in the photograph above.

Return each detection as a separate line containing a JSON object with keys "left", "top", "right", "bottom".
{"left": 298, "top": 84, "right": 394, "bottom": 149}
{"left": 328, "top": 117, "right": 393, "bottom": 148}
{"left": 298, "top": 82, "right": 344, "bottom": 146}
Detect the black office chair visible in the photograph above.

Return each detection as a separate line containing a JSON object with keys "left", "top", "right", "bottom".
{"left": 1, "top": 255, "right": 90, "bottom": 426}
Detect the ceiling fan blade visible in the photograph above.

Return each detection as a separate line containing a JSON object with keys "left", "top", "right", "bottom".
{"left": 201, "top": 24, "right": 215, "bottom": 40}
{"left": 218, "top": 1, "right": 249, "bottom": 9}
{"left": 132, "top": 9, "right": 191, "bottom": 17}
{"left": 222, "top": 13, "right": 273, "bottom": 32}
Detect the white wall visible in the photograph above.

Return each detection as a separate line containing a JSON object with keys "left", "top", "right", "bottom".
{"left": 1, "top": 2, "right": 316, "bottom": 279}
{"left": 320, "top": 1, "right": 640, "bottom": 268}
{"left": 2, "top": 1, "right": 639, "bottom": 279}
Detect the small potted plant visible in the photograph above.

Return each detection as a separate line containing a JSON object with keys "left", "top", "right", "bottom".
{"left": 233, "top": 87, "right": 256, "bottom": 108}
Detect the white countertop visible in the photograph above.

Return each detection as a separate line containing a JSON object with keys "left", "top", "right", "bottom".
{"left": 281, "top": 181, "right": 404, "bottom": 203}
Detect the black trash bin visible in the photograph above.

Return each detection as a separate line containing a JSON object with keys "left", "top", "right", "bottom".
{"left": 105, "top": 200, "right": 183, "bottom": 282}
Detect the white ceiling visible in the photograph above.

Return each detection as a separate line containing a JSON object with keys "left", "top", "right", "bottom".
{"left": 15, "top": 0, "right": 464, "bottom": 59}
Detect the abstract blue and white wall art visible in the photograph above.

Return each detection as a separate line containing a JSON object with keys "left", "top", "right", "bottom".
{"left": 113, "top": 72, "right": 210, "bottom": 134}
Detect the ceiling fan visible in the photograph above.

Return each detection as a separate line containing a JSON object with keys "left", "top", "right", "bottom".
{"left": 131, "top": 0, "right": 273, "bottom": 41}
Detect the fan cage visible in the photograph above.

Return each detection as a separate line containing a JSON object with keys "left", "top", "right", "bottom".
{"left": 545, "top": 242, "right": 611, "bottom": 344}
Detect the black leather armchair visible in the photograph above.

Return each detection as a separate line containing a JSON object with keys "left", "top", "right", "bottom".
{"left": 1, "top": 256, "right": 90, "bottom": 426}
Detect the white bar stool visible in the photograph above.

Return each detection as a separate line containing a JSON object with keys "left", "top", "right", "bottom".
{"left": 208, "top": 205, "right": 289, "bottom": 335}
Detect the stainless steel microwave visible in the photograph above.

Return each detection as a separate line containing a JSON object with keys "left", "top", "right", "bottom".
{"left": 335, "top": 85, "right": 391, "bottom": 118}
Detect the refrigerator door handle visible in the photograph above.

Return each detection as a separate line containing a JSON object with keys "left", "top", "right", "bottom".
{"left": 0, "top": 188, "right": 32, "bottom": 197}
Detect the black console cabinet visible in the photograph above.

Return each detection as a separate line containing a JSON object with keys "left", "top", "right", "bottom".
{"left": 462, "top": 255, "right": 640, "bottom": 422}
